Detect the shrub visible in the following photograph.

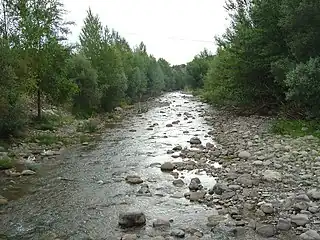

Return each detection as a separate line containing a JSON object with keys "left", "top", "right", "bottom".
{"left": 285, "top": 57, "right": 320, "bottom": 118}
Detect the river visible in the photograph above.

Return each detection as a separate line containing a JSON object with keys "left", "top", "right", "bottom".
{"left": 0, "top": 92, "right": 228, "bottom": 240}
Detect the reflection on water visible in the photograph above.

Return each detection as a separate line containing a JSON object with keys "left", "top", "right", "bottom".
{"left": 1, "top": 92, "right": 221, "bottom": 240}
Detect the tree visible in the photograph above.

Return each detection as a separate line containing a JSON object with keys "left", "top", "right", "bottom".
{"left": 7, "top": 0, "right": 75, "bottom": 119}
{"left": 67, "top": 54, "right": 100, "bottom": 117}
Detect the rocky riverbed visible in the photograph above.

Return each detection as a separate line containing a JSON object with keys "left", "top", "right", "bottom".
{"left": 0, "top": 92, "right": 320, "bottom": 240}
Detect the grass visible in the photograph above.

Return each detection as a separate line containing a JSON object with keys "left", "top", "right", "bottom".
{"left": 0, "top": 156, "right": 14, "bottom": 170}
{"left": 271, "top": 119, "right": 320, "bottom": 138}
{"left": 31, "top": 113, "right": 74, "bottom": 131}
{"left": 29, "top": 133, "right": 68, "bottom": 146}
{"left": 77, "top": 118, "right": 100, "bottom": 133}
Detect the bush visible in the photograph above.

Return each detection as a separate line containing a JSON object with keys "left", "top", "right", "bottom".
{"left": 285, "top": 57, "right": 320, "bottom": 118}
{"left": 0, "top": 95, "right": 28, "bottom": 138}
{"left": 0, "top": 156, "right": 14, "bottom": 170}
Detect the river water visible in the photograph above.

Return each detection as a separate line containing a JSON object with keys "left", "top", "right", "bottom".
{"left": 1, "top": 92, "right": 227, "bottom": 240}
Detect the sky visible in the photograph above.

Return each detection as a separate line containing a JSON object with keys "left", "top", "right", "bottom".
{"left": 63, "top": 0, "right": 229, "bottom": 65}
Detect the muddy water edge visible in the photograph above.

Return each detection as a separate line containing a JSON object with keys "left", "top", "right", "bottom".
{"left": 0, "top": 92, "right": 227, "bottom": 240}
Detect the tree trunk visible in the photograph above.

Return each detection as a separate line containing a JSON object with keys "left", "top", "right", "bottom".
{"left": 37, "top": 88, "right": 41, "bottom": 119}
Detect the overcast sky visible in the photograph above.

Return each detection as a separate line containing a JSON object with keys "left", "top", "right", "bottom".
{"left": 63, "top": 0, "right": 229, "bottom": 65}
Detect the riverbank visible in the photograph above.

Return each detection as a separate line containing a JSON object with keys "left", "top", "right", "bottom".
{"left": 197, "top": 107, "right": 320, "bottom": 239}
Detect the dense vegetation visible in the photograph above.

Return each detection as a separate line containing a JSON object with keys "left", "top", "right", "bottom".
{"left": 0, "top": 0, "right": 191, "bottom": 138}
{"left": 184, "top": 0, "right": 320, "bottom": 121}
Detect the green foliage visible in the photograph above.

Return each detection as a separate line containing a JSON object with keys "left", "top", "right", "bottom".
{"left": 0, "top": 0, "right": 188, "bottom": 140}
{"left": 195, "top": 0, "right": 320, "bottom": 119}
{"left": 0, "top": 40, "right": 28, "bottom": 137}
{"left": 271, "top": 119, "right": 320, "bottom": 138}
{"left": 0, "top": 156, "right": 13, "bottom": 170}
{"left": 30, "top": 133, "right": 65, "bottom": 146}
{"left": 285, "top": 57, "right": 320, "bottom": 117}
{"left": 67, "top": 54, "right": 100, "bottom": 117}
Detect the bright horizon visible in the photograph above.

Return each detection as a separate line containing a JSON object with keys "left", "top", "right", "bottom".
{"left": 63, "top": 0, "right": 229, "bottom": 65}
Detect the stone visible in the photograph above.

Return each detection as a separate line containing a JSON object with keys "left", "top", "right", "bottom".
{"left": 121, "top": 234, "right": 137, "bottom": 240}
{"left": 262, "top": 170, "right": 282, "bottom": 182}
{"left": 152, "top": 237, "right": 165, "bottom": 240}
{"left": 171, "top": 152, "right": 180, "bottom": 158}
{"left": 0, "top": 196, "right": 8, "bottom": 205}
{"left": 206, "top": 142, "right": 215, "bottom": 149}
{"left": 125, "top": 175, "right": 143, "bottom": 184}
{"left": 171, "top": 229, "right": 185, "bottom": 238}
{"left": 260, "top": 203, "right": 274, "bottom": 214}
{"left": 137, "top": 184, "right": 151, "bottom": 196}
{"left": 118, "top": 212, "right": 146, "bottom": 227}
{"left": 21, "top": 169, "right": 36, "bottom": 175}
{"left": 277, "top": 218, "right": 291, "bottom": 231}
{"left": 300, "top": 230, "right": 320, "bottom": 240}
{"left": 291, "top": 214, "right": 310, "bottom": 226}
{"left": 207, "top": 215, "right": 226, "bottom": 227}
{"left": 238, "top": 151, "right": 251, "bottom": 159}
{"left": 256, "top": 224, "right": 276, "bottom": 238}
{"left": 237, "top": 174, "right": 254, "bottom": 187}
{"left": 221, "top": 191, "right": 236, "bottom": 200}
{"left": 190, "top": 137, "right": 201, "bottom": 145}
{"left": 253, "top": 160, "right": 263, "bottom": 166}
{"left": 166, "top": 124, "right": 173, "bottom": 127}
{"left": 210, "top": 183, "right": 228, "bottom": 195}
{"left": 153, "top": 218, "right": 170, "bottom": 228}
{"left": 189, "top": 177, "right": 202, "bottom": 191}
{"left": 173, "top": 145, "right": 182, "bottom": 151}
{"left": 307, "top": 189, "right": 320, "bottom": 200}
{"left": 167, "top": 149, "right": 175, "bottom": 154}
{"left": 189, "top": 191, "right": 206, "bottom": 201}
{"left": 173, "top": 179, "right": 184, "bottom": 187}
{"left": 161, "top": 162, "right": 175, "bottom": 171}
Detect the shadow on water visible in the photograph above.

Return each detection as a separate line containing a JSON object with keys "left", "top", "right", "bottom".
{"left": 0, "top": 92, "right": 227, "bottom": 240}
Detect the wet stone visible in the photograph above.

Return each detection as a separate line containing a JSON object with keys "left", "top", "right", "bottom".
{"left": 188, "top": 191, "right": 206, "bottom": 201}
{"left": 161, "top": 162, "right": 175, "bottom": 171}
{"left": 137, "top": 184, "right": 151, "bottom": 196}
{"left": 189, "top": 177, "right": 202, "bottom": 191}
{"left": 121, "top": 234, "right": 137, "bottom": 240}
{"left": 0, "top": 196, "right": 8, "bottom": 205}
{"left": 190, "top": 137, "right": 201, "bottom": 145}
{"left": 125, "top": 175, "right": 143, "bottom": 184}
{"left": 171, "top": 229, "right": 185, "bottom": 238}
{"left": 207, "top": 215, "right": 226, "bottom": 227}
{"left": 210, "top": 183, "right": 229, "bottom": 195}
{"left": 153, "top": 218, "right": 170, "bottom": 229}
{"left": 173, "top": 179, "right": 185, "bottom": 187}
{"left": 21, "top": 169, "right": 36, "bottom": 175}
{"left": 173, "top": 145, "right": 182, "bottom": 151}
{"left": 118, "top": 211, "right": 146, "bottom": 228}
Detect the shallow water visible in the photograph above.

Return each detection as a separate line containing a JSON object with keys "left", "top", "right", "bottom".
{"left": 0, "top": 92, "right": 227, "bottom": 239}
